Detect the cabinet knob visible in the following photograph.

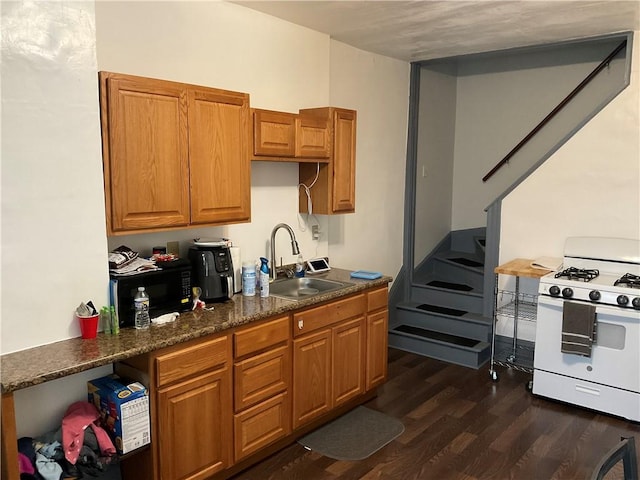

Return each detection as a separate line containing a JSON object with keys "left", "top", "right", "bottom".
{"left": 298, "top": 319, "right": 304, "bottom": 330}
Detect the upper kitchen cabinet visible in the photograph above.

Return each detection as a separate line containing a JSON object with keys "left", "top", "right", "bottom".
{"left": 99, "top": 72, "right": 250, "bottom": 235}
{"left": 295, "top": 111, "right": 331, "bottom": 159}
{"left": 188, "top": 87, "right": 251, "bottom": 225}
{"left": 251, "top": 109, "right": 330, "bottom": 161}
{"left": 299, "top": 107, "right": 357, "bottom": 214}
{"left": 252, "top": 109, "right": 296, "bottom": 158}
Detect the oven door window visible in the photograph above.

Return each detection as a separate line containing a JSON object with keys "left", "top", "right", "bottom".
{"left": 595, "top": 320, "right": 625, "bottom": 350}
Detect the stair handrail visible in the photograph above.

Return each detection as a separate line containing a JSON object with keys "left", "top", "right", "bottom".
{"left": 482, "top": 39, "right": 627, "bottom": 183}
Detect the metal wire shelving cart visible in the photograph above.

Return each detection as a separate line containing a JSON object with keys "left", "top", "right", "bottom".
{"left": 489, "top": 259, "right": 552, "bottom": 387}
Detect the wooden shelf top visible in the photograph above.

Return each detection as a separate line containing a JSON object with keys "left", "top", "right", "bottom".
{"left": 494, "top": 258, "right": 552, "bottom": 279}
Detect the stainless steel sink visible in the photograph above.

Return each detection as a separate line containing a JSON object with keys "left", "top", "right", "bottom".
{"left": 270, "top": 277, "right": 352, "bottom": 301}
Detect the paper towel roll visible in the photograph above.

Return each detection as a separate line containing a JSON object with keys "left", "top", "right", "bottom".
{"left": 230, "top": 246, "right": 242, "bottom": 293}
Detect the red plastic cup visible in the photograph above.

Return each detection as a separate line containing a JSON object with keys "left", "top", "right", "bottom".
{"left": 78, "top": 314, "right": 99, "bottom": 339}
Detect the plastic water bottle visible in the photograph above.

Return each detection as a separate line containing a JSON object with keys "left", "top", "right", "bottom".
{"left": 134, "top": 286, "right": 150, "bottom": 329}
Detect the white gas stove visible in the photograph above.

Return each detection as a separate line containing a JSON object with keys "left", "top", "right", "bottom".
{"left": 533, "top": 237, "right": 640, "bottom": 421}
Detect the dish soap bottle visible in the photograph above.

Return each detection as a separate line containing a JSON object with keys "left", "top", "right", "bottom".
{"left": 295, "top": 254, "right": 305, "bottom": 277}
{"left": 259, "top": 257, "right": 270, "bottom": 298}
{"left": 134, "top": 286, "right": 150, "bottom": 329}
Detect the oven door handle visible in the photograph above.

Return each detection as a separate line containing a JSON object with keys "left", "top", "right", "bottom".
{"left": 537, "top": 294, "right": 640, "bottom": 319}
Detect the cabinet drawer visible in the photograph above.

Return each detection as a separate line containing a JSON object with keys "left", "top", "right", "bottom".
{"left": 234, "top": 345, "right": 290, "bottom": 411}
{"left": 293, "top": 294, "right": 365, "bottom": 337}
{"left": 233, "top": 393, "right": 291, "bottom": 461}
{"left": 156, "top": 335, "right": 229, "bottom": 387}
{"left": 234, "top": 315, "right": 289, "bottom": 358}
{"left": 367, "top": 287, "right": 388, "bottom": 312}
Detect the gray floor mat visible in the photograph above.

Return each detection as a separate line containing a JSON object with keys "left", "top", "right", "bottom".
{"left": 297, "top": 406, "right": 404, "bottom": 461}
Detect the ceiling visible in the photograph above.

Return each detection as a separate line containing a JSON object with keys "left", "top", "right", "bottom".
{"left": 233, "top": 1, "right": 640, "bottom": 62}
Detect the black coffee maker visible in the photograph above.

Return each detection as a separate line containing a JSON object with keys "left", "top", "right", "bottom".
{"left": 189, "top": 245, "right": 234, "bottom": 302}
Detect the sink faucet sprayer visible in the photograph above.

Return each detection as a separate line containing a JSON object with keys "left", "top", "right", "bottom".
{"left": 270, "top": 223, "right": 300, "bottom": 280}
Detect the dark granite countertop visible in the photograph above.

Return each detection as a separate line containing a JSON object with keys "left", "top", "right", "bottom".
{"left": 1, "top": 268, "right": 391, "bottom": 393}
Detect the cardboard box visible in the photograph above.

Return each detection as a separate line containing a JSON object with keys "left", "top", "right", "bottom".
{"left": 88, "top": 374, "right": 150, "bottom": 455}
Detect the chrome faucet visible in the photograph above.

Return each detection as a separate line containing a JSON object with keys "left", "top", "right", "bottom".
{"left": 270, "top": 223, "right": 300, "bottom": 280}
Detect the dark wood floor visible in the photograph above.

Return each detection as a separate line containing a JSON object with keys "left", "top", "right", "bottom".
{"left": 233, "top": 348, "right": 640, "bottom": 480}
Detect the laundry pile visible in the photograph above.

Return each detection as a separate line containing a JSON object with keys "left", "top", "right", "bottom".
{"left": 17, "top": 401, "right": 117, "bottom": 479}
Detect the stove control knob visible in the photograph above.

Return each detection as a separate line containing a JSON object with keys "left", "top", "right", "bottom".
{"left": 632, "top": 297, "right": 640, "bottom": 309}
{"left": 549, "top": 286, "right": 560, "bottom": 296}
{"left": 589, "top": 290, "right": 601, "bottom": 301}
{"left": 617, "top": 295, "right": 629, "bottom": 306}
{"left": 562, "top": 287, "right": 574, "bottom": 298}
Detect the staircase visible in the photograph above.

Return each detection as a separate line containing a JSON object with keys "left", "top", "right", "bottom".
{"left": 389, "top": 228, "right": 492, "bottom": 369}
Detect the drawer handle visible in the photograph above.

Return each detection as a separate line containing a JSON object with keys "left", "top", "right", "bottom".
{"left": 298, "top": 319, "right": 304, "bottom": 330}
{"left": 575, "top": 385, "right": 600, "bottom": 396}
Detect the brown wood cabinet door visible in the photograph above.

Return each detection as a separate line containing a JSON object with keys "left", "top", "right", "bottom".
{"left": 332, "top": 108, "right": 357, "bottom": 213}
{"left": 234, "top": 345, "right": 290, "bottom": 412}
{"left": 157, "top": 368, "right": 231, "bottom": 480}
{"left": 292, "top": 329, "right": 332, "bottom": 429}
{"left": 295, "top": 114, "right": 330, "bottom": 159}
{"left": 366, "top": 309, "right": 388, "bottom": 390}
{"left": 188, "top": 87, "right": 250, "bottom": 225}
{"left": 332, "top": 317, "right": 365, "bottom": 406}
{"left": 298, "top": 107, "right": 356, "bottom": 215}
{"left": 233, "top": 392, "right": 291, "bottom": 461}
{"left": 103, "top": 73, "right": 190, "bottom": 232}
{"left": 253, "top": 110, "right": 296, "bottom": 157}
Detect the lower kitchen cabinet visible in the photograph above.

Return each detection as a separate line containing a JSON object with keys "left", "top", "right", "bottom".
{"left": 233, "top": 392, "right": 291, "bottom": 461}
{"left": 157, "top": 368, "right": 231, "bottom": 479}
{"left": 116, "top": 285, "right": 388, "bottom": 480}
{"left": 233, "top": 315, "right": 292, "bottom": 462}
{"left": 292, "top": 328, "right": 332, "bottom": 428}
{"left": 119, "top": 334, "right": 233, "bottom": 480}
{"left": 332, "top": 318, "right": 365, "bottom": 406}
{"left": 292, "top": 294, "right": 367, "bottom": 429}
{"left": 366, "top": 287, "right": 389, "bottom": 390}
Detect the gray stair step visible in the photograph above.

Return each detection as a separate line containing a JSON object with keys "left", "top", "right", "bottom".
{"left": 411, "top": 279, "right": 484, "bottom": 312}
{"left": 450, "top": 227, "right": 486, "bottom": 254}
{"left": 399, "top": 228, "right": 488, "bottom": 369}
{"left": 427, "top": 252, "right": 484, "bottom": 289}
{"left": 395, "top": 301, "right": 492, "bottom": 342}
{"left": 435, "top": 251, "right": 484, "bottom": 271}
{"left": 388, "top": 324, "right": 490, "bottom": 369}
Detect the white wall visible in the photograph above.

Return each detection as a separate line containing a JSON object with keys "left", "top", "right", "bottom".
{"left": 452, "top": 39, "right": 627, "bottom": 230}
{"left": 3, "top": 1, "right": 409, "bottom": 436}
{"left": 498, "top": 32, "right": 639, "bottom": 341}
{"left": 501, "top": 32, "right": 640, "bottom": 262}
{"left": 326, "top": 41, "right": 410, "bottom": 275}
{"left": 1, "top": 1, "right": 109, "bottom": 354}
{"left": 95, "top": 1, "right": 332, "bottom": 270}
{"left": 414, "top": 65, "right": 457, "bottom": 265}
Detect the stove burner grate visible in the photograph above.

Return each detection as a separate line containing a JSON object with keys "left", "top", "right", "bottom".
{"left": 614, "top": 273, "right": 640, "bottom": 289}
{"left": 554, "top": 267, "right": 599, "bottom": 282}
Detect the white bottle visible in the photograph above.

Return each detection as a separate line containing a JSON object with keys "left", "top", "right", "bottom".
{"left": 134, "top": 286, "right": 150, "bottom": 329}
{"left": 259, "top": 257, "right": 270, "bottom": 298}
{"left": 242, "top": 262, "right": 256, "bottom": 296}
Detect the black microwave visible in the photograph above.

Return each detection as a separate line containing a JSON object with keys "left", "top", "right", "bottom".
{"left": 110, "top": 260, "right": 192, "bottom": 328}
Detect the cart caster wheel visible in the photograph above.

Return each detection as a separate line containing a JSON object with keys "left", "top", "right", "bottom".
{"left": 525, "top": 380, "right": 533, "bottom": 392}
{"left": 491, "top": 370, "right": 499, "bottom": 382}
